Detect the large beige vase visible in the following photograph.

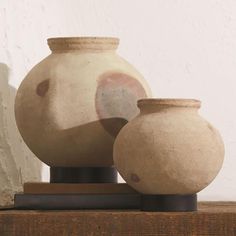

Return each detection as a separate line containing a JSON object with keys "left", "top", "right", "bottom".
{"left": 15, "top": 37, "right": 151, "bottom": 167}
{"left": 114, "top": 99, "right": 224, "bottom": 194}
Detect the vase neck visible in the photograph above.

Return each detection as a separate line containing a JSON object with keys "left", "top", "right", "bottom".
{"left": 138, "top": 99, "right": 201, "bottom": 114}
{"left": 47, "top": 37, "right": 119, "bottom": 53}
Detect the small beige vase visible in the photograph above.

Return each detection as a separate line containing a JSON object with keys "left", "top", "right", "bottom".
{"left": 15, "top": 37, "right": 151, "bottom": 167}
{"left": 114, "top": 99, "right": 224, "bottom": 194}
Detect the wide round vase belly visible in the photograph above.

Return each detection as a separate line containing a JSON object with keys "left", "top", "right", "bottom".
{"left": 114, "top": 99, "right": 224, "bottom": 194}
{"left": 15, "top": 37, "right": 151, "bottom": 167}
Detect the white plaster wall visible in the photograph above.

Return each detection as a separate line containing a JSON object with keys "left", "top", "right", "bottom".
{"left": 1, "top": 0, "right": 236, "bottom": 200}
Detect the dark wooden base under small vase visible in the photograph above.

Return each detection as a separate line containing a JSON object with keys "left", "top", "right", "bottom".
{"left": 141, "top": 194, "right": 197, "bottom": 212}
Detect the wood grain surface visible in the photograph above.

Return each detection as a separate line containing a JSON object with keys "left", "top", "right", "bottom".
{"left": 0, "top": 202, "right": 236, "bottom": 236}
{"left": 24, "top": 182, "right": 137, "bottom": 194}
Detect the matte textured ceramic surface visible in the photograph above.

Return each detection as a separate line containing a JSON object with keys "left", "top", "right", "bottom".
{"left": 114, "top": 99, "right": 224, "bottom": 194}
{"left": 15, "top": 37, "right": 151, "bottom": 167}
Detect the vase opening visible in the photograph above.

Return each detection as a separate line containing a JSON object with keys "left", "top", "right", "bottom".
{"left": 138, "top": 98, "right": 201, "bottom": 112}
{"left": 47, "top": 37, "right": 119, "bottom": 52}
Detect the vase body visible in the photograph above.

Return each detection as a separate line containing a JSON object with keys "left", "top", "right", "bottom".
{"left": 15, "top": 37, "right": 151, "bottom": 167}
{"left": 114, "top": 99, "right": 224, "bottom": 194}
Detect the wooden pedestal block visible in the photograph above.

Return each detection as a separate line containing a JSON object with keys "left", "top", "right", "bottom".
{"left": 23, "top": 182, "right": 137, "bottom": 194}
{"left": 14, "top": 183, "right": 139, "bottom": 210}
{"left": 0, "top": 202, "right": 236, "bottom": 236}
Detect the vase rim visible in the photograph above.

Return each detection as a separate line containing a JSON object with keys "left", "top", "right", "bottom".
{"left": 47, "top": 37, "right": 119, "bottom": 52}
{"left": 138, "top": 98, "right": 201, "bottom": 108}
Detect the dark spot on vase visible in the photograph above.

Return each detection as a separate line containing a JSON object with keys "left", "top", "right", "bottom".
{"left": 130, "top": 173, "right": 140, "bottom": 183}
{"left": 36, "top": 79, "right": 49, "bottom": 97}
{"left": 95, "top": 72, "right": 147, "bottom": 136}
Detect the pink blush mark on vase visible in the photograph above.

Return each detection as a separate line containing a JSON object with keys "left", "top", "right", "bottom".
{"left": 95, "top": 72, "right": 147, "bottom": 121}
{"left": 95, "top": 72, "right": 147, "bottom": 137}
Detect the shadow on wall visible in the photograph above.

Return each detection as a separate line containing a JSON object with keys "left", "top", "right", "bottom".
{"left": 0, "top": 63, "right": 41, "bottom": 207}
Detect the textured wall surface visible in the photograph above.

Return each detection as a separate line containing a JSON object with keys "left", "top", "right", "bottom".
{"left": 1, "top": 0, "right": 236, "bottom": 200}
{"left": 0, "top": 63, "right": 41, "bottom": 206}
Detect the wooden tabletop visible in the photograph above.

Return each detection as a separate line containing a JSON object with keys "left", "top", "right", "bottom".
{"left": 0, "top": 202, "right": 236, "bottom": 236}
